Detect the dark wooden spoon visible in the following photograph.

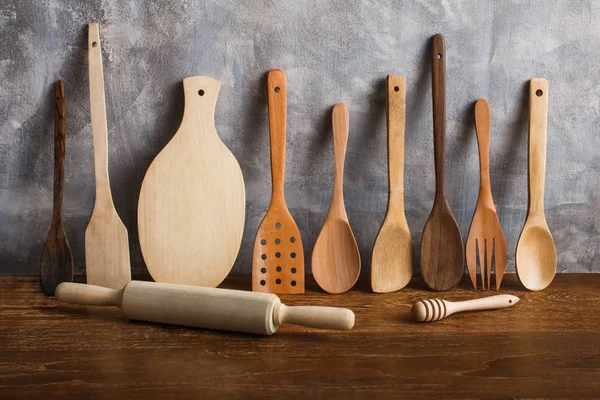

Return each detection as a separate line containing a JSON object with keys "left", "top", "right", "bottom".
{"left": 40, "top": 80, "right": 74, "bottom": 296}
{"left": 419, "top": 34, "right": 465, "bottom": 291}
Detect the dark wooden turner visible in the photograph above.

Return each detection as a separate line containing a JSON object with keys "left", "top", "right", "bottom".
{"left": 40, "top": 80, "right": 74, "bottom": 296}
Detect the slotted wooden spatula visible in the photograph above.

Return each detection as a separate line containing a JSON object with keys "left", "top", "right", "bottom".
{"left": 371, "top": 75, "right": 413, "bottom": 293}
{"left": 40, "top": 80, "right": 73, "bottom": 296}
{"left": 85, "top": 22, "right": 131, "bottom": 289}
{"left": 466, "top": 99, "right": 507, "bottom": 290}
{"left": 252, "top": 69, "right": 304, "bottom": 294}
{"left": 138, "top": 76, "right": 245, "bottom": 287}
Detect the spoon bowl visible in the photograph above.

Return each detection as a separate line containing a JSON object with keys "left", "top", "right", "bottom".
{"left": 371, "top": 222, "right": 412, "bottom": 293}
{"left": 516, "top": 225, "right": 556, "bottom": 291}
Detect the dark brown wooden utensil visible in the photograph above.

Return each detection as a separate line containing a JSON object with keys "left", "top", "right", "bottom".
{"left": 419, "top": 34, "right": 465, "bottom": 292}
{"left": 40, "top": 80, "right": 74, "bottom": 296}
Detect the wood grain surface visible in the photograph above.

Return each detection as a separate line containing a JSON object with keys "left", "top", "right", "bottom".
{"left": 312, "top": 103, "right": 361, "bottom": 294}
{"left": 419, "top": 34, "right": 465, "bottom": 292}
{"left": 252, "top": 69, "right": 304, "bottom": 294}
{"left": 84, "top": 23, "right": 131, "bottom": 290}
{"left": 138, "top": 76, "right": 245, "bottom": 287}
{"left": 371, "top": 75, "right": 413, "bottom": 293}
{"left": 1, "top": 274, "right": 599, "bottom": 399}
{"left": 40, "top": 81, "right": 73, "bottom": 296}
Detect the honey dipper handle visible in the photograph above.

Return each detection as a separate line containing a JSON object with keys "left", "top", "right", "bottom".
{"left": 274, "top": 304, "right": 355, "bottom": 330}
{"left": 449, "top": 294, "right": 520, "bottom": 314}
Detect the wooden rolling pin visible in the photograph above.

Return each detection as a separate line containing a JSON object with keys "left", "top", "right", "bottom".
{"left": 411, "top": 294, "right": 519, "bottom": 322}
{"left": 56, "top": 281, "right": 355, "bottom": 335}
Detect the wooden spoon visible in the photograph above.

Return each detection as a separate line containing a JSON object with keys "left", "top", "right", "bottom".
{"left": 252, "top": 69, "right": 305, "bottom": 294}
{"left": 312, "top": 103, "right": 361, "bottom": 294}
{"left": 40, "top": 80, "right": 74, "bottom": 296}
{"left": 85, "top": 22, "right": 131, "bottom": 289}
{"left": 371, "top": 75, "right": 413, "bottom": 293}
{"left": 516, "top": 78, "right": 556, "bottom": 291}
{"left": 419, "top": 34, "right": 464, "bottom": 292}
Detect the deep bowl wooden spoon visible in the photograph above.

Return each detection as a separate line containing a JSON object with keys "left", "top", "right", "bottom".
{"left": 40, "top": 80, "right": 74, "bottom": 296}
{"left": 516, "top": 78, "right": 556, "bottom": 291}
{"left": 419, "top": 34, "right": 464, "bottom": 292}
{"left": 312, "top": 103, "right": 361, "bottom": 294}
{"left": 371, "top": 75, "right": 413, "bottom": 293}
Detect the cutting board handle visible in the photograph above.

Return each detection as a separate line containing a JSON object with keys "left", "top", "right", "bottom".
{"left": 182, "top": 76, "right": 221, "bottom": 133}
{"left": 56, "top": 282, "right": 123, "bottom": 307}
{"left": 386, "top": 75, "right": 407, "bottom": 216}
{"left": 274, "top": 304, "right": 355, "bottom": 330}
{"left": 528, "top": 78, "right": 549, "bottom": 218}
{"left": 267, "top": 69, "right": 287, "bottom": 203}
{"left": 431, "top": 34, "right": 447, "bottom": 205}
{"left": 331, "top": 103, "right": 349, "bottom": 215}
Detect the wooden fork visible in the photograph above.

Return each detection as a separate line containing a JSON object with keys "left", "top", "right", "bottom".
{"left": 466, "top": 99, "right": 507, "bottom": 290}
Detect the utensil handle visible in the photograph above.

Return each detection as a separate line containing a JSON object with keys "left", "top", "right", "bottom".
{"left": 274, "top": 304, "right": 355, "bottom": 330}
{"left": 88, "top": 22, "right": 113, "bottom": 207}
{"left": 331, "top": 103, "right": 349, "bottom": 214}
{"left": 267, "top": 69, "right": 287, "bottom": 203}
{"left": 474, "top": 98, "right": 494, "bottom": 207}
{"left": 449, "top": 294, "right": 519, "bottom": 314}
{"left": 386, "top": 75, "right": 406, "bottom": 214}
{"left": 528, "top": 78, "right": 549, "bottom": 218}
{"left": 52, "top": 81, "right": 66, "bottom": 225}
{"left": 55, "top": 282, "right": 123, "bottom": 306}
{"left": 431, "top": 34, "right": 447, "bottom": 203}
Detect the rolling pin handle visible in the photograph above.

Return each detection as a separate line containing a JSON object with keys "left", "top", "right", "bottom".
{"left": 273, "top": 304, "right": 355, "bottom": 331}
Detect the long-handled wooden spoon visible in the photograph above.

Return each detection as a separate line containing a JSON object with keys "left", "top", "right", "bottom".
{"left": 85, "top": 22, "right": 131, "bottom": 289}
{"left": 516, "top": 78, "right": 556, "bottom": 291}
{"left": 40, "top": 80, "right": 74, "bottom": 296}
{"left": 252, "top": 69, "right": 304, "bottom": 294}
{"left": 466, "top": 99, "right": 507, "bottom": 290}
{"left": 412, "top": 294, "right": 519, "bottom": 322}
{"left": 419, "top": 34, "right": 464, "bottom": 292}
{"left": 371, "top": 75, "right": 413, "bottom": 293}
{"left": 312, "top": 103, "right": 361, "bottom": 294}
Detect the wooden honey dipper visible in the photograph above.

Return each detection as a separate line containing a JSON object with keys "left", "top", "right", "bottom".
{"left": 412, "top": 294, "right": 519, "bottom": 322}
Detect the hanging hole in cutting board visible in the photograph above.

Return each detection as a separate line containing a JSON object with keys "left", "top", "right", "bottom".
{"left": 536, "top": 89, "right": 543, "bottom": 97}
{"left": 198, "top": 89, "right": 205, "bottom": 96}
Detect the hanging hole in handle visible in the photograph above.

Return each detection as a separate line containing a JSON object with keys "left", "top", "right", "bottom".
{"left": 92, "top": 41, "right": 98, "bottom": 48}
{"left": 274, "top": 87, "right": 280, "bottom": 93}
{"left": 536, "top": 89, "right": 543, "bottom": 97}
{"left": 198, "top": 89, "right": 205, "bottom": 96}
{"left": 394, "top": 86, "right": 399, "bottom": 92}
{"left": 56, "top": 96, "right": 60, "bottom": 101}
{"left": 437, "top": 53, "right": 442, "bottom": 59}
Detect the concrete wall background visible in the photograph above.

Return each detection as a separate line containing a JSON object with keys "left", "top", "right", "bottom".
{"left": 1, "top": 0, "right": 598, "bottom": 276}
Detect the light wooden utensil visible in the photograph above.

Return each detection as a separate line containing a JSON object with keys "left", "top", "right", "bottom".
{"left": 312, "top": 103, "right": 361, "bottom": 294}
{"left": 466, "top": 99, "right": 507, "bottom": 290}
{"left": 252, "top": 69, "right": 304, "bottom": 294}
{"left": 85, "top": 22, "right": 131, "bottom": 289}
{"left": 516, "top": 78, "right": 557, "bottom": 291}
{"left": 40, "top": 81, "right": 74, "bottom": 296}
{"left": 138, "top": 75, "right": 245, "bottom": 287}
{"left": 412, "top": 294, "right": 519, "bottom": 322}
{"left": 420, "top": 34, "right": 465, "bottom": 292}
{"left": 371, "top": 75, "right": 413, "bottom": 293}
{"left": 55, "top": 281, "right": 355, "bottom": 335}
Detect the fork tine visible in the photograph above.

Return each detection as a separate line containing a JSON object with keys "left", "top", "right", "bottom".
{"left": 477, "top": 239, "right": 485, "bottom": 290}
{"left": 487, "top": 238, "right": 493, "bottom": 291}
{"left": 494, "top": 236, "right": 508, "bottom": 290}
{"left": 466, "top": 236, "right": 477, "bottom": 289}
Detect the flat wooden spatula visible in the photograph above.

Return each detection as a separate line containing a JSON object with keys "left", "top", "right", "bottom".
{"left": 40, "top": 80, "right": 74, "bottom": 296}
{"left": 252, "top": 69, "right": 304, "bottom": 294}
{"left": 85, "top": 22, "right": 131, "bottom": 289}
{"left": 138, "top": 76, "right": 245, "bottom": 287}
{"left": 420, "top": 34, "right": 464, "bottom": 292}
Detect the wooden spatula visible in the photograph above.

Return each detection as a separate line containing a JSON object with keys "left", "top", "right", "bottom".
{"left": 312, "top": 103, "right": 361, "bottom": 294}
{"left": 138, "top": 76, "right": 245, "bottom": 287}
{"left": 466, "top": 99, "right": 507, "bottom": 290}
{"left": 252, "top": 69, "right": 304, "bottom": 294}
{"left": 419, "top": 34, "right": 465, "bottom": 292}
{"left": 40, "top": 80, "right": 74, "bottom": 296}
{"left": 85, "top": 22, "right": 131, "bottom": 289}
{"left": 371, "top": 75, "right": 413, "bottom": 293}
{"left": 516, "top": 78, "right": 557, "bottom": 291}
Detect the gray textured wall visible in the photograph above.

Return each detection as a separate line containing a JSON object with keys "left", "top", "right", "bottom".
{"left": 1, "top": 0, "right": 598, "bottom": 276}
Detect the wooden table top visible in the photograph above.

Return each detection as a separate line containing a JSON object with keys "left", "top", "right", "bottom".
{"left": 1, "top": 274, "right": 599, "bottom": 399}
